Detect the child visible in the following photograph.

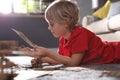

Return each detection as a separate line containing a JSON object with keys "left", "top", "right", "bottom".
{"left": 21, "top": 0, "right": 120, "bottom": 66}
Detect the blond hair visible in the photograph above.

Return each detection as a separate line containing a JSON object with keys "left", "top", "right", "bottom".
{"left": 45, "top": 0, "right": 80, "bottom": 31}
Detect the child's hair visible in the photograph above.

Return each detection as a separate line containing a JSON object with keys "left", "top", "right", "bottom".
{"left": 45, "top": 0, "right": 80, "bottom": 31}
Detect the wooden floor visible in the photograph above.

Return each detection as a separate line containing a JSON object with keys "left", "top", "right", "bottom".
{"left": 6, "top": 56, "right": 120, "bottom": 80}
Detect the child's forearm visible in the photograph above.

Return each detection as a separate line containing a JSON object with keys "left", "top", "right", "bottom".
{"left": 45, "top": 50, "right": 72, "bottom": 66}
{"left": 41, "top": 57, "right": 58, "bottom": 64}
{"left": 45, "top": 50, "right": 84, "bottom": 66}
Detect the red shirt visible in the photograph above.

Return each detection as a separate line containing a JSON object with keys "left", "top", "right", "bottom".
{"left": 58, "top": 26, "right": 120, "bottom": 65}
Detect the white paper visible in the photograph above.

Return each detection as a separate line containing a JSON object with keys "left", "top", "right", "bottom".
{"left": 12, "top": 28, "right": 35, "bottom": 47}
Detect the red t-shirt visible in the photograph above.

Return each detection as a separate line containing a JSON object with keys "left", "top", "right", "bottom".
{"left": 58, "top": 26, "right": 120, "bottom": 65}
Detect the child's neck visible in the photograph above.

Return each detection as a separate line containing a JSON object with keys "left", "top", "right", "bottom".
{"left": 64, "top": 31, "right": 72, "bottom": 40}
{"left": 64, "top": 27, "right": 75, "bottom": 40}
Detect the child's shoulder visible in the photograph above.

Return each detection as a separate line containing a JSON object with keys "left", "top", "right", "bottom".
{"left": 74, "top": 26, "right": 89, "bottom": 32}
{"left": 75, "top": 26, "right": 94, "bottom": 33}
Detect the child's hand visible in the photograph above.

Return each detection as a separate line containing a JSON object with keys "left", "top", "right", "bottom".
{"left": 34, "top": 45, "right": 49, "bottom": 57}
{"left": 20, "top": 45, "right": 49, "bottom": 58}
{"left": 20, "top": 47, "right": 40, "bottom": 58}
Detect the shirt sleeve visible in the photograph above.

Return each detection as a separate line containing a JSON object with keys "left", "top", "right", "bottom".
{"left": 71, "top": 30, "right": 89, "bottom": 54}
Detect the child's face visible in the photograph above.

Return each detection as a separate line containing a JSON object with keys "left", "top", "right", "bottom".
{"left": 47, "top": 21, "right": 70, "bottom": 38}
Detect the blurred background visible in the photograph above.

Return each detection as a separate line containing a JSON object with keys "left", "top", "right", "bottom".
{"left": 0, "top": 0, "right": 119, "bottom": 48}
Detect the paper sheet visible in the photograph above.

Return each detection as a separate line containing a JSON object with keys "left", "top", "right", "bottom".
{"left": 12, "top": 28, "right": 35, "bottom": 47}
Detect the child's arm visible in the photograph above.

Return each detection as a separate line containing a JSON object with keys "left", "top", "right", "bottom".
{"left": 21, "top": 46, "right": 84, "bottom": 66}
{"left": 42, "top": 50, "right": 84, "bottom": 66}
{"left": 41, "top": 57, "right": 59, "bottom": 64}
